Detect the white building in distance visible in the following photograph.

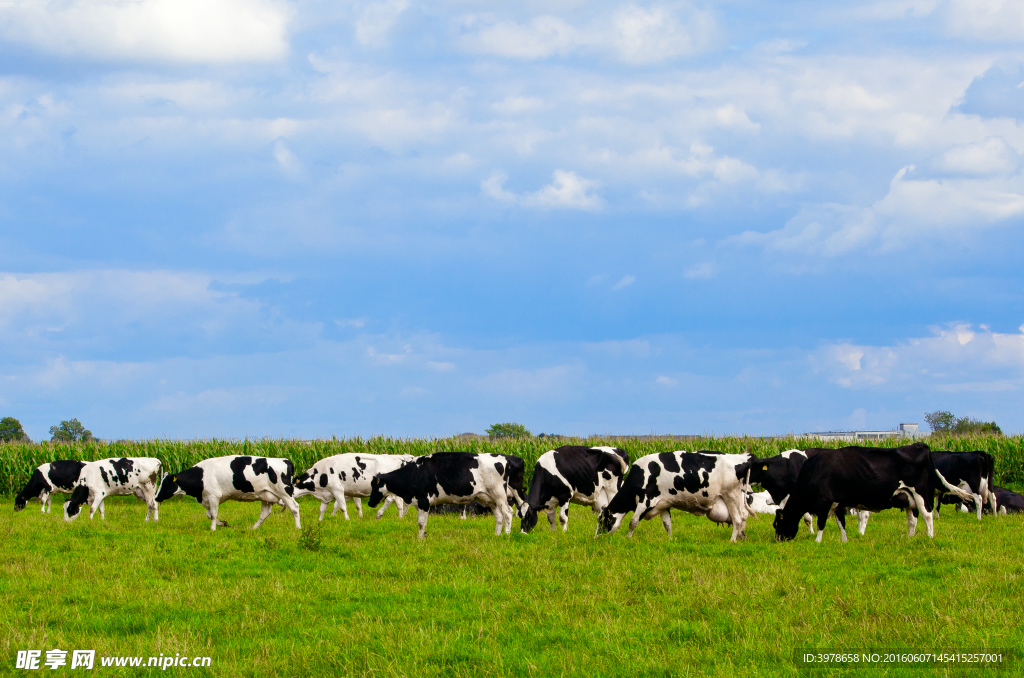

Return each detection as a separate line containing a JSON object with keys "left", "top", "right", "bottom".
{"left": 804, "top": 423, "right": 920, "bottom": 443}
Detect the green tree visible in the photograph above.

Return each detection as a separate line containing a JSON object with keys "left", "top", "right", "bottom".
{"left": 924, "top": 411, "right": 955, "bottom": 432}
{"left": 49, "top": 418, "right": 94, "bottom": 443}
{"left": 953, "top": 417, "right": 1002, "bottom": 436}
{"left": 0, "top": 417, "right": 28, "bottom": 442}
{"left": 486, "top": 422, "right": 532, "bottom": 438}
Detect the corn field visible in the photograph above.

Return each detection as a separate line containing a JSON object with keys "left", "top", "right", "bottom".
{"left": 1, "top": 434, "right": 1021, "bottom": 497}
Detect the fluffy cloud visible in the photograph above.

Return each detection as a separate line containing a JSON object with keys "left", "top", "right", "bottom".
{"left": 732, "top": 164, "right": 1024, "bottom": 256}
{"left": 0, "top": 0, "right": 291, "bottom": 63}
{"left": 355, "top": 0, "right": 409, "bottom": 47}
{"left": 813, "top": 323, "right": 1024, "bottom": 392}
{"left": 482, "top": 170, "right": 604, "bottom": 209}
{"left": 458, "top": 5, "right": 715, "bottom": 63}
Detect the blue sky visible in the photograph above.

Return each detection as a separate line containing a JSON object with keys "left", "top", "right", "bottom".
{"left": 2, "top": 0, "right": 1024, "bottom": 440}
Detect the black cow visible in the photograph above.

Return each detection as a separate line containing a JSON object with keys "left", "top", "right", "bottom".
{"left": 774, "top": 443, "right": 974, "bottom": 542}
{"left": 519, "top": 446, "right": 629, "bottom": 534}
{"left": 15, "top": 460, "right": 87, "bottom": 513}
{"left": 368, "top": 452, "right": 525, "bottom": 539}
{"left": 942, "top": 486, "right": 1023, "bottom": 515}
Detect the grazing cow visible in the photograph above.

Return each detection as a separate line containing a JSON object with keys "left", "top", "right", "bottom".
{"left": 773, "top": 443, "right": 974, "bottom": 542}
{"left": 155, "top": 455, "right": 300, "bottom": 531}
{"left": 596, "top": 451, "right": 752, "bottom": 543}
{"left": 519, "top": 446, "right": 629, "bottom": 534}
{"left": 855, "top": 450, "right": 996, "bottom": 533}
{"left": 942, "top": 486, "right": 1024, "bottom": 515}
{"left": 293, "top": 453, "right": 415, "bottom": 521}
{"left": 15, "top": 460, "right": 87, "bottom": 513}
{"left": 63, "top": 457, "right": 163, "bottom": 522}
{"left": 367, "top": 452, "right": 525, "bottom": 539}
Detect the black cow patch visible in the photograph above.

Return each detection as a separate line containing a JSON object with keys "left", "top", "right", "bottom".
{"left": 495, "top": 461, "right": 504, "bottom": 476}
{"left": 47, "top": 460, "right": 86, "bottom": 490}
{"left": 658, "top": 452, "right": 681, "bottom": 473}
{"left": 100, "top": 467, "right": 109, "bottom": 486}
{"left": 252, "top": 457, "right": 278, "bottom": 484}
{"left": 230, "top": 456, "right": 255, "bottom": 493}
{"left": 319, "top": 474, "right": 328, "bottom": 488}
{"left": 110, "top": 458, "right": 135, "bottom": 485}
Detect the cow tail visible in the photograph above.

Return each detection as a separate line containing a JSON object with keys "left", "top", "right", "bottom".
{"left": 931, "top": 455, "right": 974, "bottom": 503}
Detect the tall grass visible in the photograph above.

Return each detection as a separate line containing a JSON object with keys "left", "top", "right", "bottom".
{"left": 1, "top": 433, "right": 1021, "bottom": 496}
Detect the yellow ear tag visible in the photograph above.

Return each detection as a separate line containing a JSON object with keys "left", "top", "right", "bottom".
{"left": 172, "top": 476, "right": 177, "bottom": 482}
{"left": 762, "top": 465, "right": 767, "bottom": 471}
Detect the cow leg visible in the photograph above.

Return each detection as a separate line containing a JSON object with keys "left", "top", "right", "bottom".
{"left": 803, "top": 512, "right": 815, "bottom": 535}
{"left": 375, "top": 494, "right": 394, "bottom": 519}
{"left": 41, "top": 492, "right": 50, "bottom": 513}
{"left": 354, "top": 497, "right": 363, "bottom": 518}
{"left": 319, "top": 499, "right": 330, "bottom": 521}
{"left": 396, "top": 497, "right": 407, "bottom": 519}
{"left": 905, "top": 507, "right": 918, "bottom": 537}
{"left": 547, "top": 507, "right": 558, "bottom": 532}
{"left": 858, "top": 510, "right": 869, "bottom": 536}
{"left": 207, "top": 500, "right": 224, "bottom": 531}
{"left": 816, "top": 506, "right": 836, "bottom": 543}
{"left": 90, "top": 494, "right": 105, "bottom": 520}
{"left": 417, "top": 509, "right": 429, "bottom": 539}
{"left": 660, "top": 511, "right": 673, "bottom": 539}
{"left": 283, "top": 495, "right": 302, "bottom": 530}
{"left": 627, "top": 509, "right": 645, "bottom": 537}
{"left": 911, "top": 492, "right": 933, "bottom": 538}
{"left": 724, "top": 494, "right": 748, "bottom": 543}
{"left": 339, "top": 492, "right": 351, "bottom": 520}
{"left": 835, "top": 510, "right": 848, "bottom": 543}
{"left": 461, "top": 507, "right": 468, "bottom": 520}
{"left": 974, "top": 493, "right": 984, "bottom": 521}
{"left": 990, "top": 488, "right": 998, "bottom": 515}
{"left": 142, "top": 486, "right": 159, "bottom": 522}
{"left": 559, "top": 504, "right": 570, "bottom": 532}
{"left": 253, "top": 501, "right": 274, "bottom": 529}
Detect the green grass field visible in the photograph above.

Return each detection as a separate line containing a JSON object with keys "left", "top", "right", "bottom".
{"left": 2, "top": 491, "right": 1021, "bottom": 677}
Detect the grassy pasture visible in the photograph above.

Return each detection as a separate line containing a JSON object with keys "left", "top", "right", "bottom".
{"left": 1, "top": 492, "right": 1021, "bottom": 677}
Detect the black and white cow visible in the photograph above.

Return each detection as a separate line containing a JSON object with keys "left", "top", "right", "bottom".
{"left": 942, "top": 486, "right": 1023, "bottom": 515}
{"left": 155, "top": 455, "right": 300, "bottom": 531}
{"left": 933, "top": 451, "right": 996, "bottom": 518}
{"left": 15, "top": 460, "right": 87, "bottom": 513}
{"left": 367, "top": 452, "right": 525, "bottom": 539}
{"left": 773, "top": 443, "right": 974, "bottom": 542}
{"left": 294, "top": 453, "right": 415, "bottom": 520}
{"left": 596, "top": 451, "right": 752, "bottom": 543}
{"left": 63, "top": 457, "right": 163, "bottom": 522}
{"left": 519, "top": 446, "right": 629, "bottom": 534}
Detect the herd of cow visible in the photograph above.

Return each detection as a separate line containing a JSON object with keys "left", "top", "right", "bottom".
{"left": 12, "top": 443, "right": 1024, "bottom": 542}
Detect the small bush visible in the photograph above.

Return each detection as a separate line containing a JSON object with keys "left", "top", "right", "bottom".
{"left": 298, "top": 521, "right": 323, "bottom": 552}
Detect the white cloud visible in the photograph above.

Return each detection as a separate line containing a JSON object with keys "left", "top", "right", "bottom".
{"left": 458, "top": 5, "right": 714, "bottom": 63}
{"left": 655, "top": 375, "right": 677, "bottom": 386}
{"left": 273, "top": 139, "right": 303, "bottom": 175}
{"left": 611, "top": 4, "right": 715, "bottom": 65}
{"left": 0, "top": 0, "right": 291, "bottom": 63}
{"left": 939, "top": 137, "right": 1018, "bottom": 175}
{"left": 732, "top": 165, "right": 1024, "bottom": 256}
{"left": 945, "top": 0, "right": 1024, "bottom": 40}
{"left": 684, "top": 261, "right": 717, "bottom": 279}
{"left": 482, "top": 170, "right": 604, "bottom": 209}
{"left": 612, "top": 274, "right": 636, "bottom": 290}
{"left": 460, "top": 15, "right": 578, "bottom": 59}
{"left": 813, "top": 323, "right": 1024, "bottom": 391}
{"left": 356, "top": 0, "right": 408, "bottom": 47}
{"left": 469, "top": 365, "right": 580, "bottom": 397}
{"left": 492, "top": 96, "right": 544, "bottom": 115}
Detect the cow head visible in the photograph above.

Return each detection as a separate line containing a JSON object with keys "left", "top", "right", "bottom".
{"left": 595, "top": 506, "right": 624, "bottom": 536}
{"left": 63, "top": 485, "right": 90, "bottom": 521}
{"left": 155, "top": 474, "right": 181, "bottom": 502}
{"left": 368, "top": 476, "right": 387, "bottom": 509}
{"left": 772, "top": 507, "right": 800, "bottom": 541}
{"left": 292, "top": 470, "right": 317, "bottom": 499}
{"left": 519, "top": 504, "right": 539, "bottom": 534}
{"left": 15, "top": 469, "right": 49, "bottom": 512}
